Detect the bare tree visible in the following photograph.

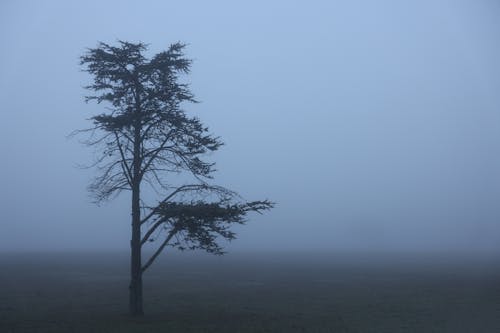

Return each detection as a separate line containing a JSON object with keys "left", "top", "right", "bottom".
{"left": 77, "top": 41, "right": 273, "bottom": 316}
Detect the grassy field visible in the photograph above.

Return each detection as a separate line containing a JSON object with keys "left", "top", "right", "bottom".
{"left": 1, "top": 251, "right": 500, "bottom": 332}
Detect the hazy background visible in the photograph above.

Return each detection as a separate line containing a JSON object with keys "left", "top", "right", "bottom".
{"left": 1, "top": 0, "right": 500, "bottom": 255}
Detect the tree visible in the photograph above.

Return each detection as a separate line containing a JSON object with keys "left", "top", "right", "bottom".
{"left": 77, "top": 41, "right": 273, "bottom": 316}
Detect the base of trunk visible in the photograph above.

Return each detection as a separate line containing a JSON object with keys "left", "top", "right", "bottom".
{"left": 129, "top": 278, "right": 144, "bottom": 316}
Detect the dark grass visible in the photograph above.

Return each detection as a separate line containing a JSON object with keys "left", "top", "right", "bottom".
{"left": 1, "top": 251, "right": 500, "bottom": 332}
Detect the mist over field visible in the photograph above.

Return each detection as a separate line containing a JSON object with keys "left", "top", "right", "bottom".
{"left": 1, "top": 0, "right": 500, "bottom": 256}
{"left": 1, "top": 0, "right": 500, "bottom": 331}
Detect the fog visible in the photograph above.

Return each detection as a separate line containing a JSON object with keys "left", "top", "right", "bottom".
{"left": 1, "top": 0, "right": 500, "bottom": 255}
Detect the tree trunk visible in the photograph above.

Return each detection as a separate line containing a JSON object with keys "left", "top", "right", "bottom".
{"left": 129, "top": 180, "right": 143, "bottom": 315}
{"left": 129, "top": 114, "right": 143, "bottom": 316}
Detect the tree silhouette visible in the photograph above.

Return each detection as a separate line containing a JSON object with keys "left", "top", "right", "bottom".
{"left": 77, "top": 41, "right": 273, "bottom": 315}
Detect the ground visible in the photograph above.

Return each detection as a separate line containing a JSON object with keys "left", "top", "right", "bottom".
{"left": 1, "top": 251, "right": 500, "bottom": 332}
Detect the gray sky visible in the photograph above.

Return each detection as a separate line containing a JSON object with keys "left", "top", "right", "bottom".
{"left": 1, "top": 0, "right": 500, "bottom": 254}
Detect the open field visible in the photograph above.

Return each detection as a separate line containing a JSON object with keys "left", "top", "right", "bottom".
{"left": 1, "top": 251, "right": 500, "bottom": 332}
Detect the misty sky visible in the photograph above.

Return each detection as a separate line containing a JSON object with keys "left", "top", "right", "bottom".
{"left": 1, "top": 0, "right": 500, "bottom": 254}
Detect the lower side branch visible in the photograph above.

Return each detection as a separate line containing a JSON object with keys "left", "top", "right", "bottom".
{"left": 141, "top": 227, "right": 178, "bottom": 273}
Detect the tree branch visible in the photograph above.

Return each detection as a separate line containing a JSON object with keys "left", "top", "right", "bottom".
{"left": 140, "top": 184, "right": 223, "bottom": 225}
{"left": 141, "top": 227, "right": 178, "bottom": 273}
{"left": 114, "top": 131, "right": 134, "bottom": 184}
{"left": 140, "top": 130, "right": 174, "bottom": 176}
{"left": 141, "top": 217, "right": 168, "bottom": 245}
